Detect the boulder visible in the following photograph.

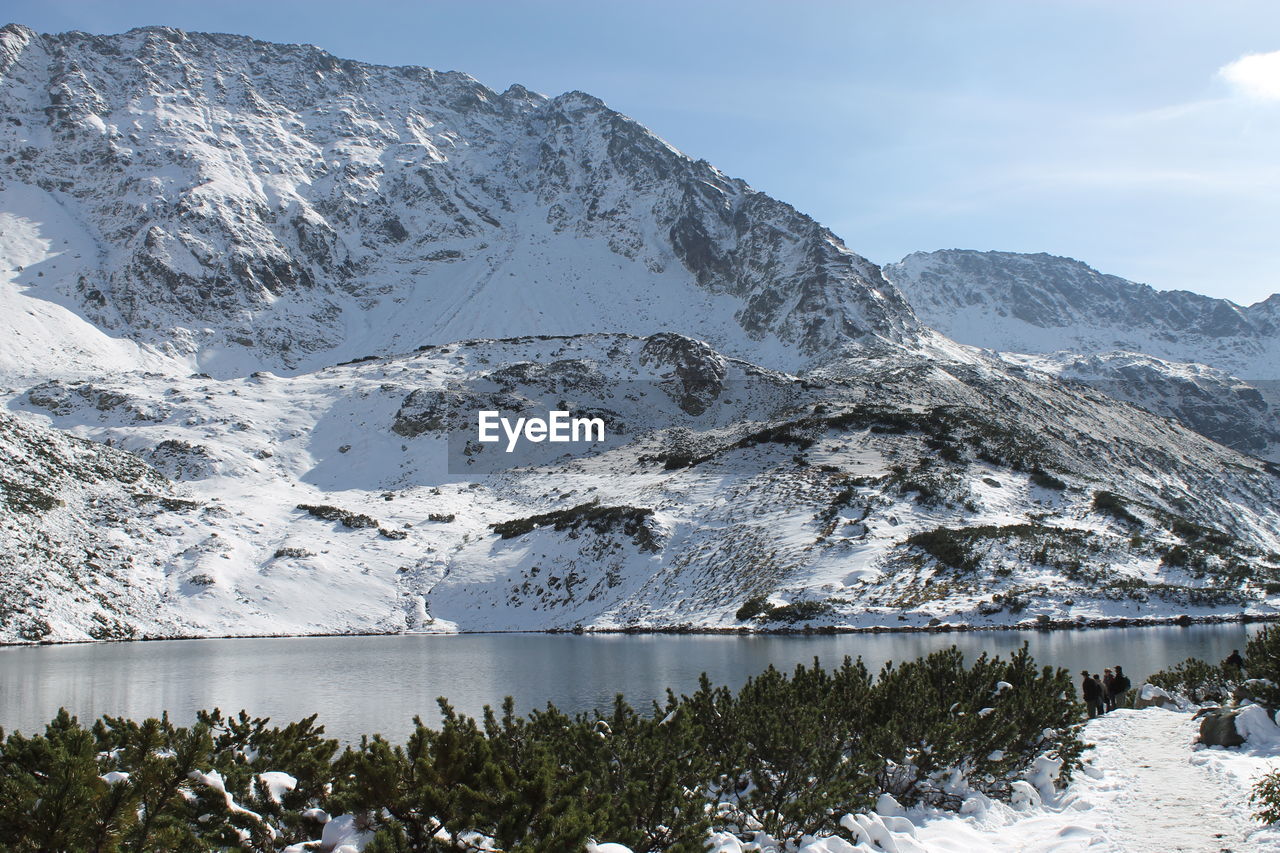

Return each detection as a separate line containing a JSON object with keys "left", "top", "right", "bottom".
{"left": 1233, "top": 704, "right": 1280, "bottom": 747}
{"left": 1134, "top": 683, "right": 1178, "bottom": 710}
{"left": 1197, "top": 708, "right": 1245, "bottom": 747}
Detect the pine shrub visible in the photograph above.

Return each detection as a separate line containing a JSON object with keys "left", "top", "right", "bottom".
{"left": 735, "top": 595, "right": 771, "bottom": 621}
{"left": 1146, "top": 657, "right": 1234, "bottom": 703}
{"left": 1145, "top": 629, "right": 1280, "bottom": 707}
{"left": 1253, "top": 770, "right": 1280, "bottom": 825}
{"left": 0, "top": 647, "right": 1084, "bottom": 850}
{"left": 1091, "top": 491, "right": 1142, "bottom": 526}
{"left": 1246, "top": 627, "right": 1280, "bottom": 708}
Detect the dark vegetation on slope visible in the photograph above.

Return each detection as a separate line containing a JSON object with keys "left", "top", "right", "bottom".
{"left": 652, "top": 404, "right": 1056, "bottom": 475}
{"left": 1091, "top": 491, "right": 1142, "bottom": 526}
{"left": 491, "top": 501, "right": 659, "bottom": 552}
{"left": 734, "top": 596, "right": 833, "bottom": 623}
{"left": 906, "top": 525, "right": 1052, "bottom": 573}
{"left": 295, "top": 504, "right": 406, "bottom": 539}
{"left": 296, "top": 504, "right": 379, "bottom": 530}
{"left": 0, "top": 647, "right": 1082, "bottom": 852}
{"left": 894, "top": 510, "right": 1279, "bottom": 612}
{"left": 0, "top": 478, "right": 64, "bottom": 514}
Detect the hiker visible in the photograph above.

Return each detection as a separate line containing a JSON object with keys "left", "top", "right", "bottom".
{"left": 1110, "top": 665, "right": 1131, "bottom": 709}
{"left": 1224, "top": 649, "right": 1244, "bottom": 673}
{"left": 1103, "top": 669, "right": 1116, "bottom": 712}
{"left": 1082, "top": 670, "right": 1103, "bottom": 718}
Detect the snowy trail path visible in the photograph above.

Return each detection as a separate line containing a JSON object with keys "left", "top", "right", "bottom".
{"left": 1083, "top": 709, "right": 1247, "bottom": 852}
{"left": 912, "top": 708, "right": 1280, "bottom": 852}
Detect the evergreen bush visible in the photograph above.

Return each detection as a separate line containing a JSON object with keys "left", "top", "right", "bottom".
{"left": 1245, "top": 627, "right": 1280, "bottom": 709}
{"left": 0, "top": 647, "right": 1084, "bottom": 851}
{"left": 1091, "top": 491, "right": 1142, "bottom": 526}
{"left": 1145, "top": 627, "right": 1280, "bottom": 709}
{"left": 1253, "top": 769, "right": 1280, "bottom": 825}
{"left": 734, "top": 595, "right": 771, "bottom": 621}
{"left": 1147, "top": 657, "right": 1234, "bottom": 703}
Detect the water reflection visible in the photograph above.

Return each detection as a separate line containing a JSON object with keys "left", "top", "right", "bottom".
{"left": 0, "top": 624, "right": 1258, "bottom": 743}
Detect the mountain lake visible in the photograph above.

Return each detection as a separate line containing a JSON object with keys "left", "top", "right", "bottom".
{"left": 0, "top": 623, "right": 1259, "bottom": 743}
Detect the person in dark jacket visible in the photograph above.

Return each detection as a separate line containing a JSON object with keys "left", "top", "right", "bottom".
{"left": 1103, "top": 669, "right": 1116, "bottom": 712}
{"left": 1082, "top": 670, "right": 1103, "bottom": 718}
{"left": 1110, "top": 665, "right": 1131, "bottom": 709}
{"left": 1225, "top": 649, "right": 1245, "bottom": 673}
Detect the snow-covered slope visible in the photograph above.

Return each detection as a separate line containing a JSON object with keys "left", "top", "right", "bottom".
{"left": 4, "top": 25, "right": 1280, "bottom": 643}
{"left": 885, "top": 250, "right": 1279, "bottom": 380}
{"left": 6, "top": 333, "right": 1280, "bottom": 642}
{"left": 0, "top": 409, "right": 210, "bottom": 640}
{"left": 1002, "top": 351, "right": 1280, "bottom": 463}
{"left": 0, "top": 23, "right": 916, "bottom": 379}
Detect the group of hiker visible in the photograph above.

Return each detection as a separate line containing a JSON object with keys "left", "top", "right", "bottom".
{"left": 1079, "top": 665, "right": 1130, "bottom": 717}
{"left": 1078, "top": 649, "right": 1247, "bottom": 718}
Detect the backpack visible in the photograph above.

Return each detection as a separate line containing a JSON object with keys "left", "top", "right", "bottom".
{"left": 1114, "top": 675, "right": 1131, "bottom": 694}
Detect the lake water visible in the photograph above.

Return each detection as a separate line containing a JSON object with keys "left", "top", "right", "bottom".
{"left": 0, "top": 624, "right": 1260, "bottom": 743}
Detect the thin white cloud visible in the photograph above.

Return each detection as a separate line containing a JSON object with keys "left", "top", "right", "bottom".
{"left": 1219, "top": 50, "right": 1280, "bottom": 100}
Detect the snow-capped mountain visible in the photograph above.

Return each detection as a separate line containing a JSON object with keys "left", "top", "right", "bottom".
{"left": 3, "top": 25, "right": 1280, "bottom": 642}
{"left": 0, "top": 23, "right": 916, "bottom": 380}
{"left": 885, "top": 250, "right": 1279, "bottom": 380}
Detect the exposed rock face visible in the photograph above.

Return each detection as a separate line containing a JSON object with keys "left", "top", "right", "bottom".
{"left": 391, "top": 389, "right": 454, "bottom": 438}
{"left": 886, "top": 250, "right": 1278, "bottom": 380}
{"left": 0, "top": 23, "right": 918, "bottom": 376}
{"left": 639, "top": 333, "right": 728, "bottom": 416}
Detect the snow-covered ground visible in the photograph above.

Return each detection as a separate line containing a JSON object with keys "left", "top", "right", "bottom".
{"left": 5, "top": 331, "right": 1280, "bottom": 643}
{"left": 907, "top": 707, "right": 1277, "bottom": 852}
{"left": 582, "top": 707, "right": 1280, "bottom": 853}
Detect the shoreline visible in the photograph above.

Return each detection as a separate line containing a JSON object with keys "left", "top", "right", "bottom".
{"left": 5, "top": 609, "right": 1278, "bottom": 649}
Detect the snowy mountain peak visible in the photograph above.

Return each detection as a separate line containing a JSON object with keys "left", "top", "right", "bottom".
{"left": 0, "top": 24, "right": 919, "bottom": 380}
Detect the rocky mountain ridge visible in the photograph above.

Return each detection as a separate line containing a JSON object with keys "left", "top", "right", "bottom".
{"left": 1001, "top": 351, "right": 1280, "bottom": 463}
{"left": 885, "top": 250, "right": 1278, "bottom": 380}
{"left": 0, "top": 23, "right": 916, "bottom": 379}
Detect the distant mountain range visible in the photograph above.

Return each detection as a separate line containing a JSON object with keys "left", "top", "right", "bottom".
{"left": 885, "top": 250, "right": 1280, "bottom": 461}
{"left": 1, "top": 24, "right": 1278, "bottom": 641}
{"left": 886, "top": 249, "right": 1279, "bottom": 380}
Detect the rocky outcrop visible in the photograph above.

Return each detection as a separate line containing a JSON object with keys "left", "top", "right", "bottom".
{"left": 1197, "top": 707, "right": 1246, "bottom": 747}
{"left": 639, "top": 333, "right": 728, "bottom": 416}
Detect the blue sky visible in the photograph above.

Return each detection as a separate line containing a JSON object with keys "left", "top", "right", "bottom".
{"left": 6, "top": 1, "right": 1280, "bottom": 305}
